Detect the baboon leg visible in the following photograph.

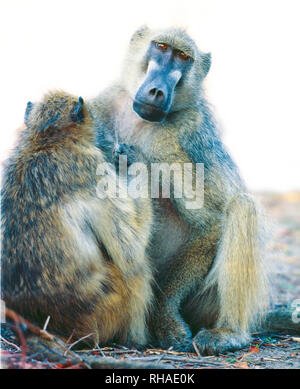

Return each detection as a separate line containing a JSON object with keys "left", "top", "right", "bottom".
{"left": 181, "top": 280, "right": 251, "bottom": 355}
{"left": 191, "top": 193, "right": 270, "bottom": 355}
{"left": 151, "top": 236, "right": 215, "bottom": 352}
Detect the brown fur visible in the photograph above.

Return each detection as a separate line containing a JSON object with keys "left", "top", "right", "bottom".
{"left": 1, "top": 90, "right": 153, "bottom": 347}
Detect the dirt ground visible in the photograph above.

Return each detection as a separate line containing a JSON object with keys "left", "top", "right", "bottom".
{"left": 1, "top": 191, "right": 300, "bottom": 369}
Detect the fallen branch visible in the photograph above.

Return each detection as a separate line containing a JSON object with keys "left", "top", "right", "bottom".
{"left": 5, "top": 307, "right": 54, "bottom": 342}
{"left": 2, "top": 307, "right": 170, "bottom": 369}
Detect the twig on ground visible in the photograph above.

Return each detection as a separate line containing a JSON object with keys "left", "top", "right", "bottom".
{"left": 64, "top": 333, "right": 95, "bottom": 354}
{"left": 42, "top": 316, "right": 51, "bottom": 331}
{"left": 155, "top": 346, "right": 173, "bottom": 365}
{"left": 146, "top": 348, "right": 195, "bottom": 356}
{"left": 0, "top": 335, "right": 21, "bottom": 352}
{"left": 66, "top": 329, "right": 75, "bottom": 345}
{"left": 96, "top": 344, "right": 106, "bottom": 357}
{"left": 4, "top": 308, "right": 28, "bottom": 357}
{"left": 192, "top": 340, "right": 201, "bottom": 357}
{"left": 5, "top": 307, "right": 54, "bottom": 342}
{"left": 126, "top": 354, "right": 224, "bottom": 367}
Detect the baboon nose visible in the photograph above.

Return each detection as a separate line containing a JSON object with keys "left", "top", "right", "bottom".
{"left": 148, "top": 88, "right": 165, "bottom": 105}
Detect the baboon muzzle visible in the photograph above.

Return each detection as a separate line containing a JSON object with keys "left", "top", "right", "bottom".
{"left": 133, "top": 61, "right": 182, "bottom": 122}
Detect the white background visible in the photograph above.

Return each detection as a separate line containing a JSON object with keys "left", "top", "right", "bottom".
{"left": 1, "top": 0, "right": 299, "bottom": 191}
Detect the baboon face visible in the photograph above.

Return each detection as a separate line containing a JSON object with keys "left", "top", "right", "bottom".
{"left": 127, "top": 27, "right": 211, "bottom": 123}
{"left": 133, "top": 40, "right": 194, "bottom": 122}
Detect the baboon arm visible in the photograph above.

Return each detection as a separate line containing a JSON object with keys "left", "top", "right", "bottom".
{"left": 169, "top": 175, "right": 224, "bottom": 231}
{"left": 144, "top": 128, "right": 224, "bottom": 229}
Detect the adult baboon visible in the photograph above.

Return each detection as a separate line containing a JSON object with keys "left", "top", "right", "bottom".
{"left": 89, "top": 26, "right": 300, "bottom": 355}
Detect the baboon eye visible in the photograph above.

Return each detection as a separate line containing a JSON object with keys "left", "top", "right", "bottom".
{"left": 176, "top": 50, "right": 190, "bottom": 61}
{"left": 156, "top": 42, "right": 168, "bottom": 51}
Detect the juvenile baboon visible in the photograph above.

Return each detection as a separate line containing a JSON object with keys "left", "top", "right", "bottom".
{"left": 89, "top": 26, "right": 272, "bottom": 355}
{"left": 1, "top": 90, "right": 153, "bottom": 347}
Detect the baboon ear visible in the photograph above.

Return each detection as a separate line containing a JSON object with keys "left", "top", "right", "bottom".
{"left": 24, "top": 101, "right": 33, "bottom": 125}
{"left": 201, "top": 52, "right": 211, "bottom": 78}
{"left": 71, "top": 96, "right": 84, "bottom": 123}
{"left": 130, "top": 25, "right": 150, "bottom": 42}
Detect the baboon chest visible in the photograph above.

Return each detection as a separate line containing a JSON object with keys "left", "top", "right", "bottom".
{"left": 149, "top": 198, "right": 193, "bottom": 269}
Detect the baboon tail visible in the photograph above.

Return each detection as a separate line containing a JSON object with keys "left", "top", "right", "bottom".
{"left": 263, "top": 305, "right": 300, "bottom": 334}
{"left": 205, "top": 193, "right": 270, "bottom": 334}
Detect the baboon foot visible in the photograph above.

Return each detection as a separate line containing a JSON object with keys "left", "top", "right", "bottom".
{"left": 157, "top": 336, "right": 193, "bottom": 353}
{"left": 151, "top": 313, "right": 194, "bottom": 352}
{"left": 193, "top": 328, "right": 250, "bottom": 356}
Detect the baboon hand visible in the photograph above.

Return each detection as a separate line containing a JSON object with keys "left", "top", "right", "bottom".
{"left": 113, "top": 143, "right": 136, "bottom": 171}
{"left": 193, "top": 329, "right": 250, "bottom": 356}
